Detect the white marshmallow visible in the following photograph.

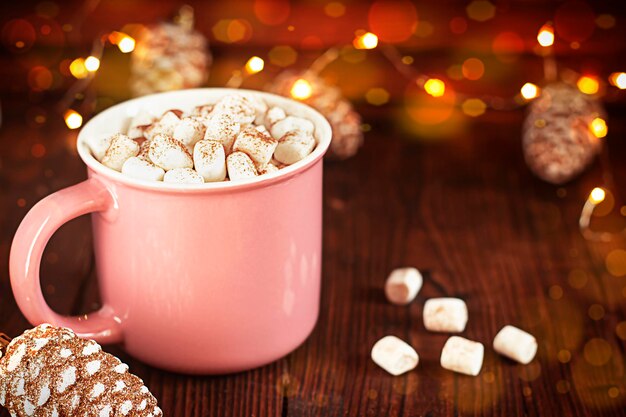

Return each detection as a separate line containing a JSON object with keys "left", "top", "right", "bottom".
{"left": 265, "top": 106, "right": 286, "bottom": 128}
{"left": 86, "top": 134, "right": 114, "bottom": 161}
{"left": 137, "top": 139, "right": 150, "bottom": 159}
{"left": 493, "top": 326, "right": 537, "bottom": 364}
{"left": 385, "top": 267, "right": 423, "bottom": 305}
{"left": 203, "top": 112, "right": 241, "bottom": 154}
{"left": 101, "top": 134, "right": 140, "bottom": 171}
{"left": 259, "top": 163, "right": 279, "bottom": 175}
{"left": 242, "top": 94, "right": 269, "bottom": 125}
{"left": 371, "top": 336, "right": 419, "bottom": 376}
{"left": 233, "top": 126, "right": 278, "bottom": 168}
{"left": 173, "top": 117, "right": 205, "bottom": 149}
{"left": 423, "top": 298, "right": 468, "bottom": 333}
{"left": 226, "top": 151, "right": 257, "bottom": 181}
{"left": 144, "top": 111, "right": 181, "bottom": 140}
{"left": 273, "top": 130, "right": 316, "bottom": 165}
{"left": 127, "top": 110, "right": 154, "bottom": 139}
{"left": 270, "top": 116, "right": 314, "bottom": 140}
{"left": 193, "top": 140, "right": 226, "bottom": 182}
{"left": 121, "top": 156, "right": 165, "bottom": 182}
{"left": 212, "top": 94, "right": 256, "bottom": 124}
{"left": 163, "top": 168, "right": 204, "bottom": 184}
{"left": 184, "top": 104, "right": 213, "bottom": 119}
{"left": 440, "top": 336, "right": 484, "bottom": 376}
{"left": 148, "top": 134, "right": 193, "bottom": 171}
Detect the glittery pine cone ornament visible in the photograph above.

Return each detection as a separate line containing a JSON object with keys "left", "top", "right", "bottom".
{"left": 522, "top": 83, "right": 605, "bottom": 184}
{"left": 268, "top": 70, "right": 363, "bottom": 159}
{"left": 0, "top": 324, "right": 161, "bottom": 417}
{"left": 130, "top": 7, "right": 211, "bottom": 97}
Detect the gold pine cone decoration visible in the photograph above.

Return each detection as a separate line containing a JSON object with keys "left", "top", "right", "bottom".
{"left": 522, "top": 83, "right": 604, "bottom": 184}
{"left": 130, "top": 22, "right": 211, "bottom": 97}
{"left": 267, "top": 70, "right": 363, "bottom": 159}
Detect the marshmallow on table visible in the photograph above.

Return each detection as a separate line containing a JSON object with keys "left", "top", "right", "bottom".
{"left": 273, "top": 130, "right": 316, "bottom": 165}
{"left": 144, "top": 111, "right": 181, "bottom": 140}
{"left": 265, "top": 106, "right": 286, "bottom": 128}
{"left": 203, "top": 112, "right": 241, "bottom": 154}
{"left": 440, "top": 336, "right": 484, "bottom": 376}
{"left": 233, "top": 126, "right": 278, "bottom": 168}
{"left": 493, "top": 325, "right": 537, "bottom": 364}
{"left": 193, "top": 140, "right": 226, "bottom": 182}
{"left": 226, "top": 151, "right": 258, "bottom": 181}
{"left": 127, "top": 109, "right": 154, "bottom": 139}
{"left": 163, "top": 168, "right": 204, "bottom": 184}
{"left": 121, "top": 156, "right": 165, "bottom": 182}
{"left": 173, "top": 117, "right": 205, "bottom": 150}
{"left": 423, "top": 297, "right": 468, "bottom": 333}
{"left": 270, "top": 116, "right": 315, "bottom": 140}
{"left": 212, "top": 94, "right": 256, "bottom": 125}
{"left": 385, "top": 267, "right": 423, "bottom": 305}
{"left": 101, "top": 134, "right": 140, "bottom": 171}
{"left": 148, "top": 134, "right": 193, "bottom": 171}
{"left": 86, "top": 134, "right": 114, "bottom": 161}
{"left": 371, "top": 335, "right": 419, "bottom": 376}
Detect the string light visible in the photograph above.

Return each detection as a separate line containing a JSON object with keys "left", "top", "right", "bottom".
{"left": 117, "top": 36, "right": 136, "bottom": 53}
{"left": 84, "top": 56, "right": 100, "bottom": 72}
{"left": 424, "top": 78, "right": 445, "bottom": 97}
{"left": 69, "top": 58, "right": 88, "bottom": 79}
{"left": 609, "top": 72, "right": 626, "bottom": 89}
{"left": 577, "top": 76, "right": 599, "bottom": 94}
{"left": 353, "top": 32, "right": 378, "bottom": 50}
{"left": 520, "top": 83, "right": 540, "bottom": 100}
{"left": 537, "top": 23, "right": 554, "bottom": 47}
{"left": 589, "top": 187, "right": 606, "bottom": 204}
{"left": 589, "top": 117, "right": 608, "bottom": 138}
{"left": 64, "top": 110, "right": 83, "bottom": 129}
{"left": 290, "top": 79, "right": 313, "bottom": 99}
{"left": 245, "top": 56, "right": 265, "bottom": 74}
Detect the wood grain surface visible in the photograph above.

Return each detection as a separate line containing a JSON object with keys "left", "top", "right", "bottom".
{"left": 1, "top": 104, "right": 625, "bottom": 416}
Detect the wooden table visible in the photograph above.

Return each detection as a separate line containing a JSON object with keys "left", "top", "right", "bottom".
{"left": 1, "top": 106, "right": 625, "bottom": 416}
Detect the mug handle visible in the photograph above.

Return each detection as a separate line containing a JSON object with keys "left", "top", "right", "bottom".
{"left": 9, "top": 178, "right": 123, "bottom": 344}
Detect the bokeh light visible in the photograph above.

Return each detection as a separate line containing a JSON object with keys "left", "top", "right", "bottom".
{"left": 1, "top": 19, "right": 37, "bottom": 52}
{"left": 461, "top": 98, "right": 487, "bottom": 117}
{"left": 368, "top": 0, "right": 418, "bottom": 43}
{"left": 589, "top": 118, "right": 608, "bottom": 138}
{"left": 64, "top": 110, "right": 83, "bottom": 129}
{"left": 605, "top": 249, "right": 626, "bottom": 277}
{"left": 609, "top": 72, "right": 626, "bottom": 89}
{"left": 414, "top": 21, "right": 434, "bottom": 38}
{"left": 405, "top": 83, "right": 456, "bottom": 126}
{"left": 492, "top": 31, "right": 524, "bottom": 63}
{"left": 583, "top": 338, "right": 612, "bottom": 366}
{"left": 69, "top": 58, "right": 88, "bottom": 79}
{"left": 290, "top": 79, "right": 313, "bottom": 100}
{"left": 365, "top": 88, "right": 390, "bottom": 105}
{"left": 324, "top": 2, "right": 346, "bottom": 18}
{"left": 254, "top": 0, "right": 290, "bottom": 25}
{"left": 424, "top": 78, "right": 445, "bottom": 97}
{"left": 616, "top": 322, "right": 626, "bottom": 341}
{"left": 587, "top": 304, "right": 605, "bottom": 320}
{"left": 520, "top": 83, "right": 540, "bottom": 100}
{"left": 449, "top": 17, "right": 468, "bottom": 35}
{"left": 549, "top": 284, "right": 563, "bottom": 300}
{"left": 577, "top": 76, "right": 599, "bottom": 94}
{"left": 557, "top": 349, "right": 572, "bottom": 363}
{"left": 596, "top": 14, "right": 616, "bottom": 29}
{"left": 537, "top": 23, "right": 555, "bottom": 47}
{"left": 466, "top": 1, "right": 496, "bottom": 22}
{"left": 84, "top": 56, "right": 100, "bottom": 72}
{"left": 117, "top": 36, "right": 135, "bottom": 53}
{"left": 212, "top": 19, "right": 253, "bottom": 43}
{"left": 28, "top": 66, "right": 53, "bottom": 91}
{"left": 555, "top": 0, "right": 596, "bottom": 43}
{"left": 589, "top": 187, "right": 606, "bottom": 204}
{"left": 462, "top": 58, "right": 485, "bottom": 80}
{"left": 353, "top": 32, "right": 378, "bottom": 49}
{"left": 567, "top": 269, "right": 588, "bottom": 289}
{"left": 268, "top": 45, "right": 297, "bottom": 67}
{"left": 245, "top": 56, "right": 264, "bottom": 74}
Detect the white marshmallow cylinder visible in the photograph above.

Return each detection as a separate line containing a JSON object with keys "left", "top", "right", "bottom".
{"left": 232, "top": 127, "right": 278, "bottom": 168}
{"left": 265, "top": 106, "right": 286, "bottom": 128}
{"left": 148, "top": 134, "right": 193, "bottom": 171}
{"left": 101, "top": 134, "right": 140, "bottom": 171}
{"left": 173, "top": 117, "right": 205, "bottom": 150}
{"left": 226, "top": 151, "right": 257, "bottom": 181}
{"left": 144, "top": 111, "right": 180, "bottom": 140}
{"left": 203, "top": 112, "right": 241, "bottom": 154}
{"left": 440, "top": 336, "right": 484, "bottom": 376}
{"left": 385, "top": 267, "right": 423, "bottom": 305}
{"left": 193, "top": 140, "right": 226, "bottom": 182}
{"left": 121, "top": 156, "right": 165, "bottom": 182}
{"left": 371, "top": 336, "right": 419, "bottom": 376}
{"left": 212, "top": 94, "right": 256, "bottom": 125}
{"left": 273, "top": 131, "right": 316, "bottom": 165}
{"left": 127, "top": 110, "right": 154, "bottom": 139}
{"left": 423, "top": 298, "right": 468, "bottom": 333}
{"left": 493, "top": 325, "right": 537, "bottom": 364}
{"left": 163, "top": 168, "right": 204, "bottom": 184}
{"left": 270, "top": 116, "right": 315, "bottom": 140}
{"left": 86, "top": 134, "right": 114, "bottom": 161}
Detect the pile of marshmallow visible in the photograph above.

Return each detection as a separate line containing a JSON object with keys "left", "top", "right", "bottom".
{"left": 86, "top": 93, "right": 317, "bottom": 184}
{"left": 371, "top": 268, "right": 538, "bottom": 376}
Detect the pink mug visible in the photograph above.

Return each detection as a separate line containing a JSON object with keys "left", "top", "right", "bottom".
{"left": 9, "top": 88, "right": 332, "bottom": 374}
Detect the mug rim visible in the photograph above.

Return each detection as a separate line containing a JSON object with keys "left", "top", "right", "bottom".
{"left": 76, "top": 88, "right": 332, "bottom": 193}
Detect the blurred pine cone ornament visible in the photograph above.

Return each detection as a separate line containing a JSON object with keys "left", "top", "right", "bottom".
{"left": 267, "top": 70, "right": 363, "bottom": 159}
{"left": 130, "top": 6, "right": 211, "bottom": 97}
{"left": 522, "top": 83, "right": 605, "bottom": 184}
